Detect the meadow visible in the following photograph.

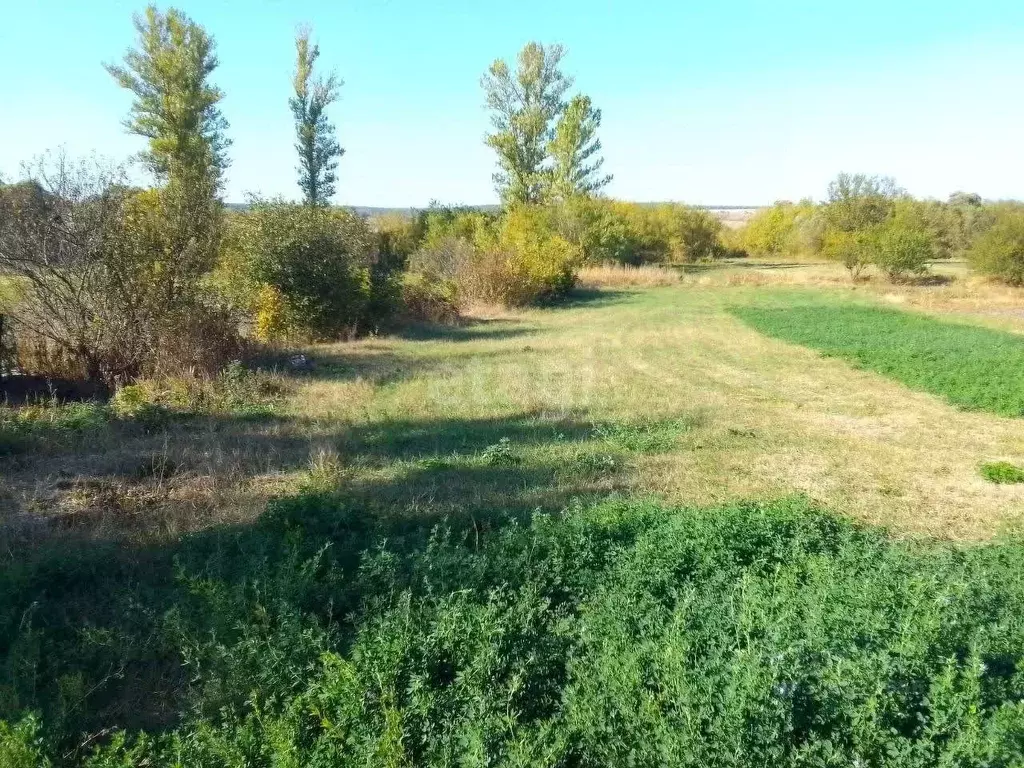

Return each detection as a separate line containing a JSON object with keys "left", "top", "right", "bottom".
{"left": 7, "top": 262, "right": 1024, "bottom": 763}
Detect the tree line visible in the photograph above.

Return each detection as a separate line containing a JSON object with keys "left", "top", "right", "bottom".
{"left": 3, "top": 4, "right": 1024, "bottom": 389}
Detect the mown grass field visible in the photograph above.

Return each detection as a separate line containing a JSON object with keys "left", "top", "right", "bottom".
{"left": 6, "top": 264, "right": 1024, "bottom": 763}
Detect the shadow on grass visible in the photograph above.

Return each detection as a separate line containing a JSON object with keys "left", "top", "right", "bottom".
{"left": 676, "top": 260, "right": 823, "bottom": 275}
{"left": 393, "top": 318, "right": 538, "bottom": 343}
{"left": 559, "top": 287, "right": 634, "bottom": 308}
{"left": 0, "top": 406, "right": 646, "bottom": 747}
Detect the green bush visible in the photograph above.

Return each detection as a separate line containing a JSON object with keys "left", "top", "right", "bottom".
{"left": 407, "top": 205, "right": 580, "bottom": 308}
{"left": 10, "top": 496, "right": 1024, "bottom": 765}
{"left": 739, "top": 200, "right": 822, "bottom": 258}
{"left": 398, "top": 273, "right": 460, "bottom": 324}
{"left": 980, "top": 461, "right": 1024, "bottom": 484}
{"left": 968, "top": 210, "right": 1024, "bottom": 285}
{"left": 822, "top": 228, "right": 873, "bottom": 279}
{"left": 0, "top": 714, "right": 51, "bottom": 768}
{"left": 872, "top": 221, "right": 933, "bottom": 282}
{"left": 220, "top": 201, "right": 394, "bottom": 341}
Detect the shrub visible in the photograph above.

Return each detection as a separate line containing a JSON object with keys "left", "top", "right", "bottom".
{"left": 399, "top": 273, "right": 460, "bottom": 323}
{"left": 486, "top": 205, "right": 581, "bottom": 302}
{"left": 417, "top": 204, "right": 496, "bottom": 251}
{"left": 0, "top": 714, "right": 50, "bottom": 768}
{"left": 822, "top": 229, "right": 872, "bottom": 279}
{"left": 980, "top": 461, "right": 1024, "bottom": 484}
{"left": 369, "top": 212, "right": 423, "bottom": 265}
{"left": 740, "top": 200, "right": 822, "bottom": 258}
{"left": 872, "top": 221, "right": 933, "bottom": 282}
{"left": 0, "top": 156, "right": 237, "bottom": 384}
{"left": 222, "top": 201, "right": 385, "bottom": 341}
{"left": 968, "top": 210, "right": 1024, "bottom": 285}
{"left": 642, "top": 204, "right": 725, "bottom": 263}
{"left": 407, "top": 206, "right": 581, "bottom": 308}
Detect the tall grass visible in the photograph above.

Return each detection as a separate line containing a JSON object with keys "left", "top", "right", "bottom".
{"left": 5, "top": 494, "right": 1024, "bottom": 765}
{"left": 733, "top": 301, "right": 1024, "bottom": 416}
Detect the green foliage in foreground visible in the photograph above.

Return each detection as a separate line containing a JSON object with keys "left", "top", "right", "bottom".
{"left": 981, "top": 461, "right": 1024, "bottom": 485}
{"left": 733, "top": 301, "right": 1024, "bottom": 417}
{"left": 6, "top": 495, "right": 1024, "bottom": 765}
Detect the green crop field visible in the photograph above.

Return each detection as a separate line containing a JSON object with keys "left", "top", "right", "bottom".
{"left": 733, "top": 298, "right": 1024, "bottom": 417}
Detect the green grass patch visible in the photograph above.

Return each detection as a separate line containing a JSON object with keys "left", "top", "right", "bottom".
{"left": 6, "top": 495, "right": 1024, "bottom": 765}
{"left": 981, "top": 461, "right": 1024, "bottom": 484}
{"left": 733, "top": 301, "right": 1024, "bottom": 416}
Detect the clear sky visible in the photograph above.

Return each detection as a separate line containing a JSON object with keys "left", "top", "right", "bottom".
{"left": 1, "top": 0, "right": 1022, "bottom": 206}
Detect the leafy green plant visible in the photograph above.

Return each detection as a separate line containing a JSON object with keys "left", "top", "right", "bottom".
{"left": 479, "top": 437, "right": 519, "bottom": 466}
{"left": 873, "top": 220, "right": 933, "bottom": 282}
{"left": 980, "top": 461, "right": 1024, "bottom": 484}
{"left": 221, "top": 201, "right": 386, "bottom": 341}
{"left": 968, "top": 209, "right": 1024, "bottom": 286}
{"left": 10, "top": 496, "right": 1024, "bottom": 765}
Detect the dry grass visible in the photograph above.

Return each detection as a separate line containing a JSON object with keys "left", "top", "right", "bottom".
{"left": 5, "top": 270, "right": 1024, "bottom": 550}
{"left": 577, "top": 263, "right": 682, "bottom": 288}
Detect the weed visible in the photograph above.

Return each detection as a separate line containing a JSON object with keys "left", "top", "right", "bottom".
{"left": 7, "top": 497, "right": 1024, "bottom": 765}
{"left": 479, "top": 437, "right": 520, "bottom": 466}
{"left": 980, "top": 461, "right": 1024, "bottom": 484}
{"left": 592, "top": 416, "right": 698, "bottom": 453}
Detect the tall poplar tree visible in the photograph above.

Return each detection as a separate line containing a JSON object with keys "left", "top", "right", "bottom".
{"left": 106, "top": 5, "right": 229, "bottom": 294}
{"left": 482, "top": 42, "right": 573, "bottom": 205}
{"left": 548, "top": 94, "right": 612, "bottom": 200}
{"left": 290, "top": 27, "right": 343, "bottom": 207}
{"left": 106, "top": 5, "right": 229, "bottom": 191}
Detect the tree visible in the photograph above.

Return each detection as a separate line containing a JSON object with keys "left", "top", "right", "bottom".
{"left": 290, "top": 26, "right": 344, "bottom": 207}
{"left": 105, "top": 5, "right": 229, "bottom": 191}
{"left": 547, "top": 94, "right": 612, "bottom": 200}
{"left": 482, "top": 42, "right": 573, "bottom": 204}
{"left": 823, "top": 173, "right": 902, "bottom": 232}
{"left": 873, "top": 221, "right": 933, "bottom": 282}
{"left": 106, "top": 5, "right": 229, "bottom": 310}
{"left": 968, "top": 209, "right": 1024, "bottom": 285}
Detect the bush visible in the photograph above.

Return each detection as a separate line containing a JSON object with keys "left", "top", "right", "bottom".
{"left": 740, "top": 200, "right": 822, "bottom": 258}
{"left": 822, "top": 229, "right": 872, "bottom": 279}
{"left": 399, "top": 273, "right": 460, "bottom": 323}
{"left": 0, "top": 156, "right": 238, "bottom": 384}
{"left": 872, "top": 221, "right": 933, "bottom": 282}
{"left": 407, "top": 205, "right": 581, "bottom": 308}
{"left": 968, "top": 210, "right": 1024, "bottom": 285}
{"left": 222, "top": 201, "right": 392, "bottom": 341}
{"left": 640, "top": 204, "right": 725, "bottom": 263}
{"left": 486, "top": 205, "right": 581, "bottom": 301}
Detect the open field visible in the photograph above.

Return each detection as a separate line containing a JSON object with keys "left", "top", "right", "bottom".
{"left": 6, "top": 263, "right": 1024, "bottom": 552}
{"left": 8, "top": 264, "right": 1024, "bottom": 762}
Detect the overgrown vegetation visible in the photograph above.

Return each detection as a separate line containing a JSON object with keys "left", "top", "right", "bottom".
{"left": 968, "top": 207, "right": 1024, "bottom": 286}
{"left": 733, "top": 300, "right": 1024, "bottom": 416}
{"left": 7, "top": 495, "right": 1024, "bottom": 765}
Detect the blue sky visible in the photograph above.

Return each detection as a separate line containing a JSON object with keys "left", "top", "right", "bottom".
{"left": 1, "top": 0, "right": 1022, "bottom": 206}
